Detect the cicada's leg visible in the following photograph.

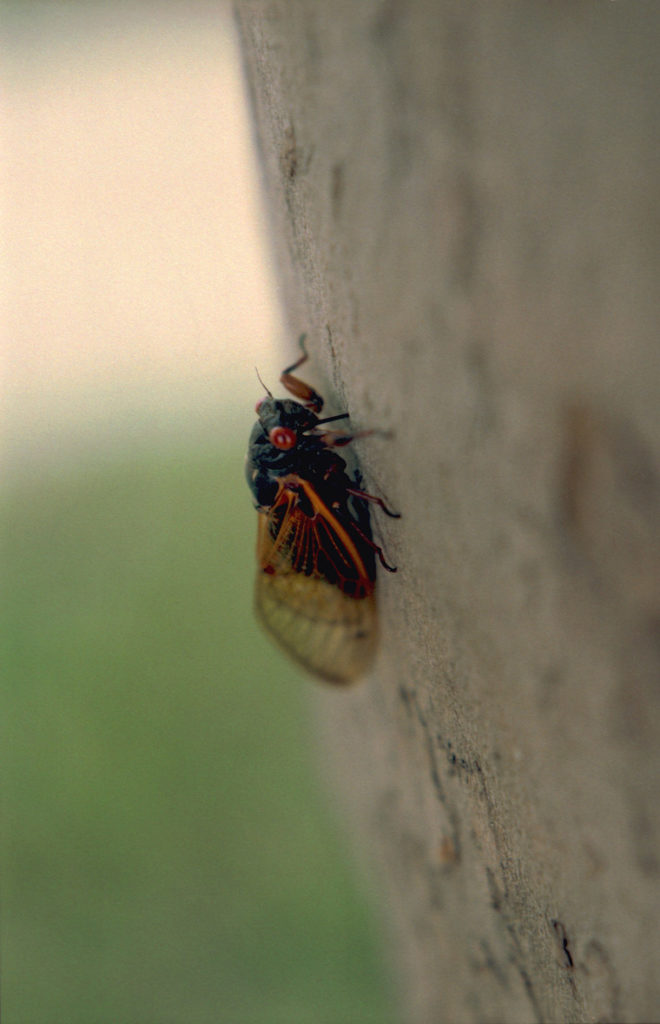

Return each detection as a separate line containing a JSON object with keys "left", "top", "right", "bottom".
{"left": 345, "top": 486, "right": 400, "bottom": 518}
{"left": 350, "top": 521, "right": 398, "bottom": 573}
{"left": 280, "top": 334, "right": 324, "bottom": 413}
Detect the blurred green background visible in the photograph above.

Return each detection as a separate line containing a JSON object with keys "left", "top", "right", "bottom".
{"left": 2, "top": 444, "right": 396, "bottom": 1023}
{"left": 2, "top": 3, "right": 397, "bottom": 1018}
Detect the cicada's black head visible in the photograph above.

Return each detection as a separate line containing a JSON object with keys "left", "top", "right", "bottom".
{"left": 254, "top": 396, "right": 319, "bottom": 452}
{"left": 246, "top": 396, "right": 328, "bottom": 508}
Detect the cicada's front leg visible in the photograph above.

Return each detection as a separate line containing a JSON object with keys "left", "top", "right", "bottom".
{"left": 280, "top": 335, "right": 324, "bottom": 413}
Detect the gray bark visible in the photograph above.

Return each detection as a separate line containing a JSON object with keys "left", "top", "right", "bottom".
{"left": 235, "top": 4, "right": 660, "bottom": 1022}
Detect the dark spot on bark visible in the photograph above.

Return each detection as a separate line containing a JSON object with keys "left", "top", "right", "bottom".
{"left": 280, "top": 122, "right": 298, "bottom": 180}
{"left": 398, "top": 684, "right": 416, "bottom": 719}
{"left": 325, "top": 323, "right": 337, "bottom": 365}
{"left": 330, "top": 162, "right": 344, "bottom": 220}
{"left": 559, "top": 402, "right": 660, "bottom": 616}
{"left": 551, "top": 919, "right": 575, "bottom": 969}
{"left": 486, "top": 866, "right": 502, "bottom": 911}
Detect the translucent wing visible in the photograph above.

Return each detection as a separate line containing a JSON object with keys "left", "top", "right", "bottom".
{"left": 255, "top": 571, "right": 377, "bottom": 684}
{"left": 255, "top": 478, "right": 378, "bottom": 684}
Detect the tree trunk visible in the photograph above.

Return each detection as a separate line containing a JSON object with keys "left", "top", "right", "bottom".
{"left": 234, "top": 5, "right": 660, "bottom": 1022}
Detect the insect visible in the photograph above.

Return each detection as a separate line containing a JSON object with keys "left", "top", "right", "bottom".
{"left": 245, "top": 336, "right": 399, "bottom": 684}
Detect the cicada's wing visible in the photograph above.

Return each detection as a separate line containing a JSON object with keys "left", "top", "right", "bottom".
{"left": 254, "top": 478, "right": 378, "bottom": 684}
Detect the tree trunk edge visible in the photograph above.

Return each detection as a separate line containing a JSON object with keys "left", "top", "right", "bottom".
{"left": 234, "top": 5, "right": 660, "bottom": 1022}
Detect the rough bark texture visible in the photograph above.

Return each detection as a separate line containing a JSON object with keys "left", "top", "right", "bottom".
{"left": 235, "top": 5, "right": 660, "bottom": 1022}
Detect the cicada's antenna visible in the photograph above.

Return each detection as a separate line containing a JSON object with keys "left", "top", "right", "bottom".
{"left": 255, "top": 367, "right": 273, "bottom": 397}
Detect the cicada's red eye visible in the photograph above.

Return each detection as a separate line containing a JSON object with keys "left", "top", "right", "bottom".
{"left": 269, "top": 426, "right": 297, "bottom": 450}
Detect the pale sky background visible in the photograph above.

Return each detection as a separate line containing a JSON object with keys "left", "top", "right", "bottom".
{"left": 1, "top": 0, "right": 285, "bottom": 477}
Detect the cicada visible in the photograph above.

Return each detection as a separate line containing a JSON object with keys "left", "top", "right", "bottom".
{"left": 245, "top": 337, "right": 398, "bottom": 684}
